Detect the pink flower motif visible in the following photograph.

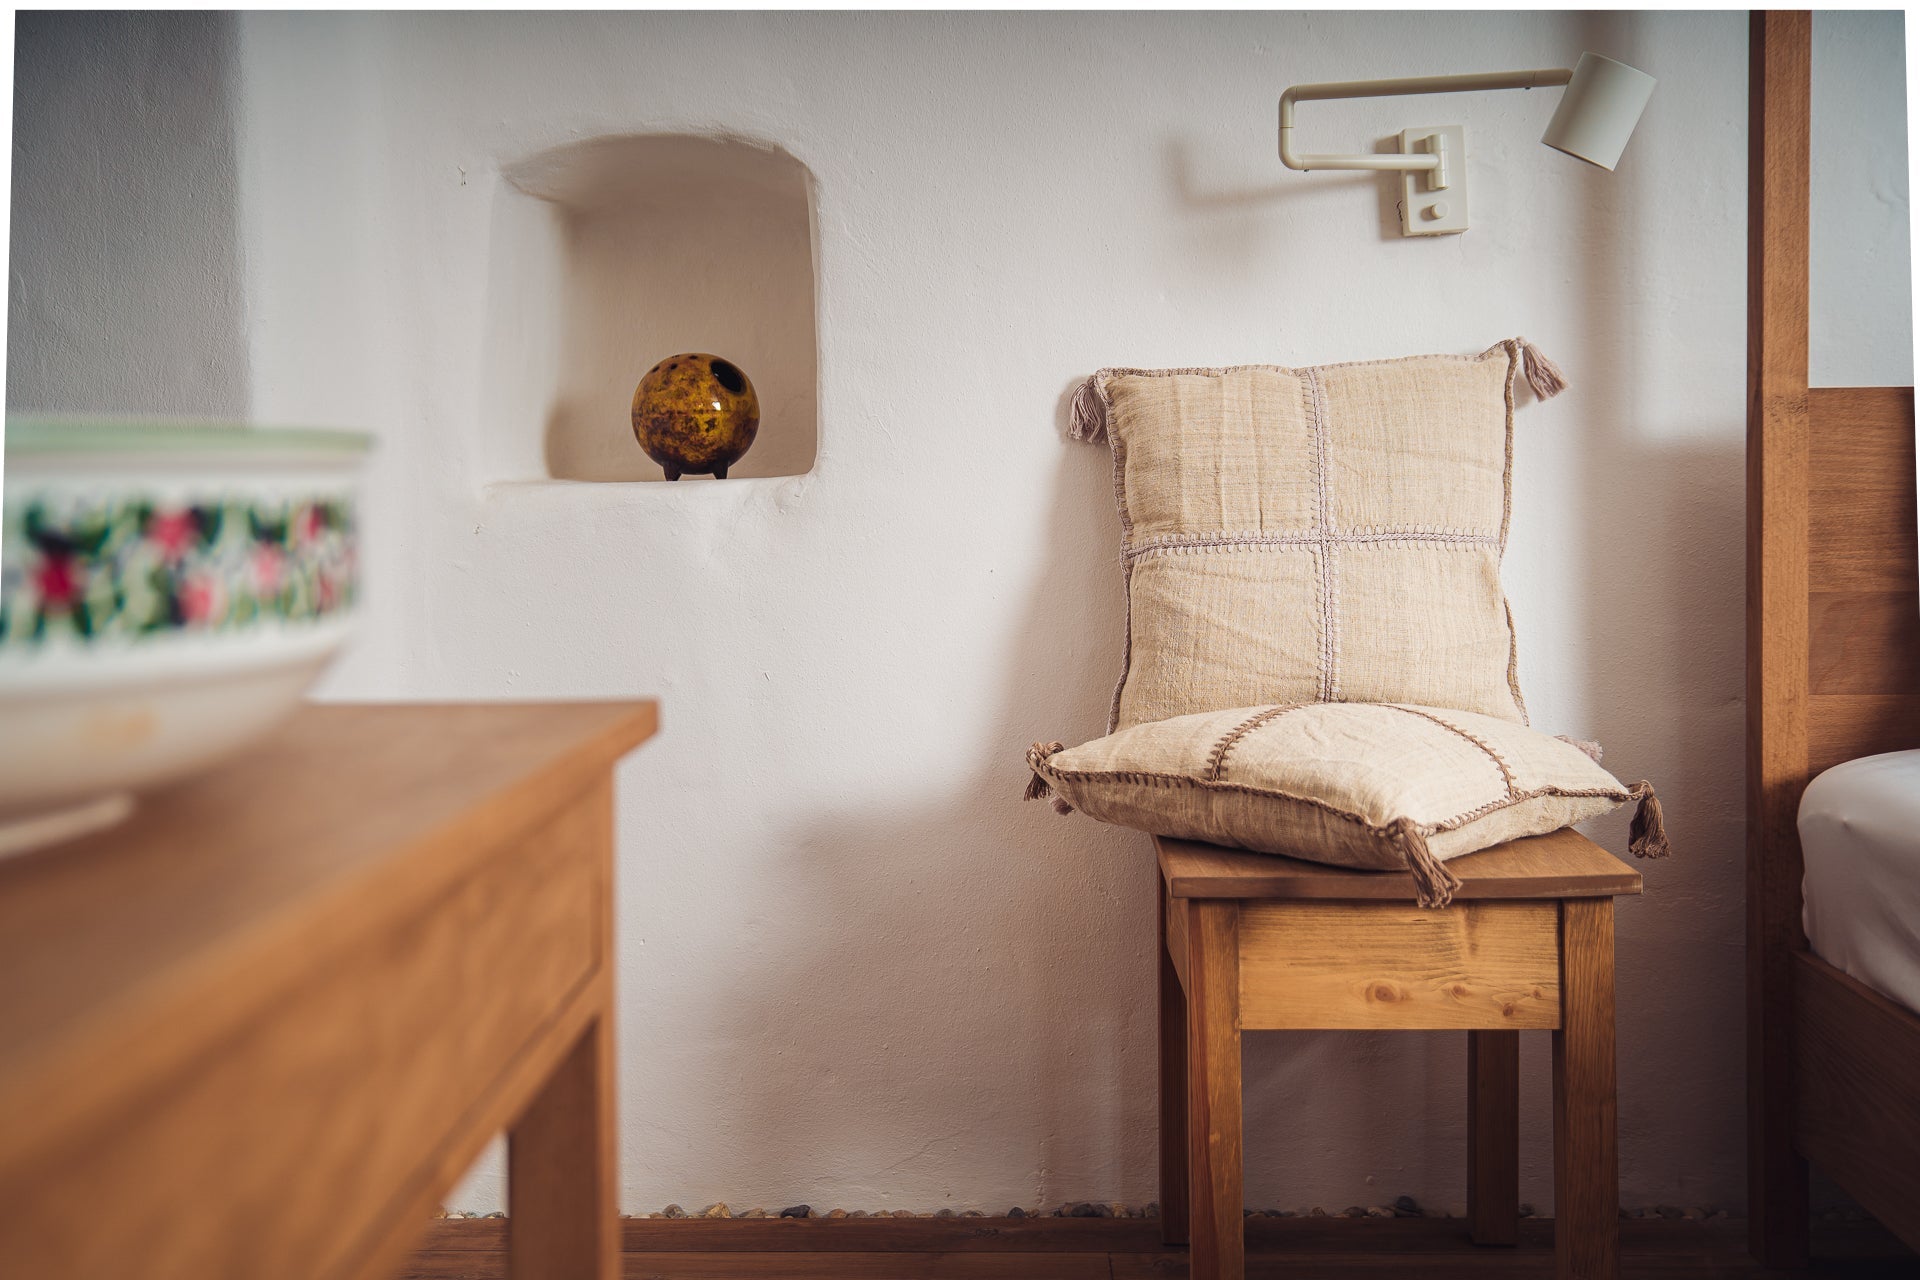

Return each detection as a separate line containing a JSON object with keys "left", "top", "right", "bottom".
{"left": 33, "top": 555, "right": 80, "bottom": 608}
{"left": 148, "top": 510, "right": 196, "bottom": 563}
{"left": 252, "top": 545, "right": 286, "bottom": 597}
{"left": 316, "top": 571, "right": 338, "bottom": 612}
{"left": 179, "top": 574, "right": 224, "bottom": 624}
{"left": 295, "top": 504, "right": 325, "bottom": 546}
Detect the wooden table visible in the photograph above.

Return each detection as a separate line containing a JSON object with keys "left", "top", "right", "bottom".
{"left": 0, "top": 701, "right": 658, "bottom": 1280}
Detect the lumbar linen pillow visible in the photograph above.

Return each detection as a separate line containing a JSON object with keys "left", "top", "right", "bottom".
{"left": 1023, "top": 702, "right": 1666, "bottom": 908}
{"left": 1068, "top": 338, "right": 1566, "bottom": 730}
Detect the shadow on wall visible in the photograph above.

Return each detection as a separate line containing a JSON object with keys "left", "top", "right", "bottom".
{"left": 724, "top": 426, "right": 1154, "bottom": 1210}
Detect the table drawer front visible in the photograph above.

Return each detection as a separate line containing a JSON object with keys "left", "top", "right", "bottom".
{"left": 0, "top": 786, "right": 605, "bottom": 1280}
{"left": 1238, "top": 900, "right": 1561, "bottom": 1030}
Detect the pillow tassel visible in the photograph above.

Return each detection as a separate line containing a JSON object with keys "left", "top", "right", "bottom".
{"left": 1628, "top": 781, "right": 1670, "bottom": 858}
{"left": 1024, "top": 741, "right": 1073, "bottom": 813}
{"left": 1068, "top": 377, "right": 1109, "bottom": 444}
{"left": 1517, "top": 339, "right": 1568, "bottom": 401}
{"left": 1395, "top": 820, "right": 1462, "bottom": 910}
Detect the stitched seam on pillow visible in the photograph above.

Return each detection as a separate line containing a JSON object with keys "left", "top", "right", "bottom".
{"left": 1388, "top": 705, "right": 1517, "bottom": 797}
{"left": 1091, "top": 348, "right": 1505, "bottom": 384}
{"left": 1203, "top": 704, "right": 1307, "bottom": 782}
{"left": 1097, "top": 368, "right": 1136, "bottom": 735}
{"left": 1125, "top": 528, "right": 1501, "bottom": 561}
{"left": 1306, "top": 367, "right": 1339, "bottom": 702}
{"left": 1497, "top": 340, "right": 1529, "bottom": 725}
{"left": 1036, "top": 761, "right": 1630, "bottom": 841}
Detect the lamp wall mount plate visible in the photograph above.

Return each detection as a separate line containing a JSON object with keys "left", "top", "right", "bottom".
{"left": 1399, "top": 126, "right": 1467, "bottom": 236}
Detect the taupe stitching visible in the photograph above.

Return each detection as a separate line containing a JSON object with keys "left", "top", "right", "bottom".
{"left": 1032, "top": 755, "right": 1631, "bottom": 845}
{"left": 1306, "top": 367, "right": 1339, "bottom": 702}
{"left": 1204, "top": 704, "right": 1305, "bottom": 782}
{"left": 1390, "top": 704, "right": 1517, "bottom": 797}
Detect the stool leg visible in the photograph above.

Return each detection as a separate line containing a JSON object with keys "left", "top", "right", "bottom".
{"left": 1159, "top": 891, "right": 1190, "bottom": 1246}
{"left": 1186, "top": 900, "right": 1243, "bottom": 1280}
{"left": 1553, "top": 899, "right": 1618, "bottom": 1280}
{"left": 1468, "top": 1029, "right": 1520, "bottom": 1246}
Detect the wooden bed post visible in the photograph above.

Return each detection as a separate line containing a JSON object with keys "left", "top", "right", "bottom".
{"left": 1745, "top": 8, "right": 1812, "bottom": 1269}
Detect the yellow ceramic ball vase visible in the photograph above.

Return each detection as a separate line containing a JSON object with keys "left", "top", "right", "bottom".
{"left": 630, "top": 354, "right": 760, "bottom": 480}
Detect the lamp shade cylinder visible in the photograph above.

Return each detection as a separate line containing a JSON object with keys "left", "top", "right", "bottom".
{"left": 1541, "top": 52, "right": 1655, "bottom": 170}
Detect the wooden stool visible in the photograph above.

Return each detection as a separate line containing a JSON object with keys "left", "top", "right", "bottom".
{"left": 1156, "top": 828, "right": 1643, "bottom": 1280}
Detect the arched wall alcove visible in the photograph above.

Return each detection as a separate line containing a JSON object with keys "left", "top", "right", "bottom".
{"left": 488, "top": 133, "right": 819, "bottom": 483}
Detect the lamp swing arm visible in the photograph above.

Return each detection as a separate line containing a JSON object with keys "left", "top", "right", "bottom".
{"left": 1278, "top": 67, "right": 1575, "bottom": 172}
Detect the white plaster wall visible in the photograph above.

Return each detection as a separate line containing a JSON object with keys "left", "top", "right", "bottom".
{"left": 1811, "top": 10, "right": 1912, "bottom": 387}
{"left": 7, "top": 12, "right": 247, "bottom": 416}
{"left": 221, "top": 12, "right": 1909, "bottom": 1216}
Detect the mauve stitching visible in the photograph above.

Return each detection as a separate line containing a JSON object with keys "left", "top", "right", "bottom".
{"left": 1390, "top": 705, "right": 1516, "bottom": 797}
{"left": 1307, "top": 368, "right": 1340, "bottom": 702}
{"left": 1203, "top": 704, "right": 1306, "bottom": 783}
{"left": 1124, "top": 527, "right": 1501, "bottom": 562}
{"left": 1032, "top": 758, "right": 1630, "bottom": 842}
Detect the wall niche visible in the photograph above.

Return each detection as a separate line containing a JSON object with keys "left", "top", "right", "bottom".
{"left": 492, "top": 134, "right": 818, "bottom": 483}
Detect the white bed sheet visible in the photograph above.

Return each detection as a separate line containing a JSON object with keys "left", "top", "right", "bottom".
{"left": 1798, "top": 750, "right": 1920, "bottom": 1015}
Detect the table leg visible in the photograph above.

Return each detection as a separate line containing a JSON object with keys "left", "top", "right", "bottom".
{"left": 1160, "top": 890, "right": 1190, "bottom": 1246}
{"left": 1186, "top": 900, "right": 1243, "bottom": 1280}
{"left": 508, "top": 1007, "right": 619, "bottom": 1280}
{"left": 1553, "top": 899, "right": 1618, "bottom": 1280}
{"left": 1468, "top": 1028, "right": 1520, "bottom": 1246}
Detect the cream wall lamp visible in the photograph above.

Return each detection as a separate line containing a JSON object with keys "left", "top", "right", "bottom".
{"left": 1278, "top": 52, "right": 1655, "bottom": 237}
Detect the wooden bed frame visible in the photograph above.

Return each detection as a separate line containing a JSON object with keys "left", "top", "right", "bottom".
{"left": 1747, "top": 11, "right": 1920, "bottom": 1268}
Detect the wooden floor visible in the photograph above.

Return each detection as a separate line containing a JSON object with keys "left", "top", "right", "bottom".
{"left": 404, "top": 1216, "right": 1916, "bottom": 1278}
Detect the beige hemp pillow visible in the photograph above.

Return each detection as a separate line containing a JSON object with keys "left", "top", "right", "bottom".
{"left": 1069, "top": 338, "right": 1566, "bottom": 730}
{"left": 1023, "top": 702, "right": 1667, "bottom": 908}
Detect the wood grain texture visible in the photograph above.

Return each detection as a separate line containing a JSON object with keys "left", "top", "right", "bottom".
{"left": 1744, "top": 10, "right": 1813, "bottom": 1268}
{"left": 1808, "top": 387, "right": 1918, "bottom": 593}
{"left": 1158, "top": 830, "right": 1641, "bottom": 903}
{"left": 1237, "top": 902, "right": 1559, "bottom": 1031}
{"left": 1469, "top": 1030, "right": 1521, "bottom": 1247}
{"left": 1185, "top": 901, "right": 1243, "bottom": 1280}
{"left": 1553, "top": 899, "right": 1618, "bottom": 1280}
{"left": 404, "top": 1216, "right": 1918, "bottom": 1278}
{"left": 1791, "top": 952, "right": 1920, "bottom": 1254}
{"left": 509, "top": 1009, "right": 620, "bottom": 1279}
{"left": 0, "top": 703, "right": 655, "bottom": 1280}
{"left": 1159, "top": 890, "right": 1191, "bottom": 1247}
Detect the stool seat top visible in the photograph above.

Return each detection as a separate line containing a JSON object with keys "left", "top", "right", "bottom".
{"left": 1157, "top": 828, "right": 1644, "bottom": 901}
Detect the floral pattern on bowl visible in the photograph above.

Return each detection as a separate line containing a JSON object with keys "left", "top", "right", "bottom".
{"left": 1, "top": 493, "right": 358, "bottom": 649}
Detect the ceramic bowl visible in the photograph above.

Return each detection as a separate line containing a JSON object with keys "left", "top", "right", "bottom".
{"left": 0, "top": 417, "right": 371, "bottom": 854}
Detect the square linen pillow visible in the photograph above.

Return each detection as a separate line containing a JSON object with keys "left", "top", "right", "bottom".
{"left": 1069, "top": 338, "right": 1567, "bottom": 730}
{"left": 1023, "top": 702, "right": 1667, "bottom": 908}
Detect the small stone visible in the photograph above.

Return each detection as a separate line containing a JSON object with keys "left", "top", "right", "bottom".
{"left": 894, "top": 1209, "right": 916, "bottom": 1219}
{"left": 1144, "top": 1203, "right": 1160, "bottom": 1219}
{"left": 487, "top": 1211, "right": 506, "bottom": 1220}
{"left": 702, "top": 1204, "right": 730, "bottom": 1219}
{"left": 848, "top": 1210, "right": 869, "bottom": 1219}
{"left": 1392, "top": 1195, "right": 1421, "bottom": 1217}
{"left": 936, "top": 1209, "right": 956, "bottom": 1218}
{"left": 1520, "top": 1203, "right": 1536, "bottom": 1218}
{"left": 1068, "top": 1202, "right": 1099, "bottom": 1218}
{"left": 1309, "top": 1207, "right": 1328, "bottom": 1218}
{"left": 961, "top": 1210, "right": 985, "bottom": 1218}
{"left": 663, "top": 1204, "right": 687, "bottom": 1219}
{"left": 916, "top": 1211, "right": 936, "bottom": 1219}
{"left": 827, "top": 1209, "right": 847, "bottom": 1220}
{"left": 1093, "top": 1203, "right": 1115, "bottom": 1219}
{"left": 1367, "top": 1206, "right": 1394, "bottom": 1218}
{"left": 1682, "top": 1207, "right": 1704, "bottom": 1221}
{"left": 1007, "top": 1207, "right": 1027, "bottom": 1219}
{"left": 1656, "top": 1205, "right": 1683, "bottom": 1220}
{"left": 779, "top": 1205, "right": 809, "bottom": 1219}
{"left": 1107, "top": 1203, "right": 1125, "bottom": 1219}
{"left": 1343, "top": 1206, "right": 1368, "bottom": 1218}
{"left": 1243, "top": 1207, "right": 1256, "bottom": 1218}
